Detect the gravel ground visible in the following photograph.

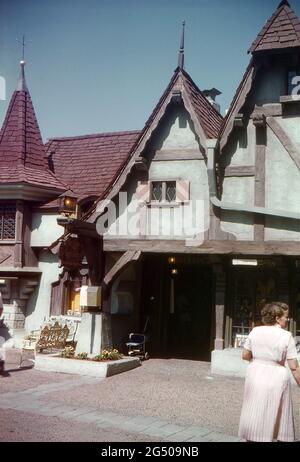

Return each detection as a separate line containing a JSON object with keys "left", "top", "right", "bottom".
{"left": 39, "top": 358, "right": 245, "bottom": 436}
{"left": 1, "top": 349, "right": 299, "bottom": 441}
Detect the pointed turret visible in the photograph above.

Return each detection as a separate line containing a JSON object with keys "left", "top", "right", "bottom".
{"left": 0, "top": 61, "right": 65, "bottom": 195}
{"left": 249, "top": 0, "right": 300, "bottom": 53}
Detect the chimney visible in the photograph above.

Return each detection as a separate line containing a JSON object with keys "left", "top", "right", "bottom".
{"left": 203, "top": 88, "right": 222, "bottom": 113}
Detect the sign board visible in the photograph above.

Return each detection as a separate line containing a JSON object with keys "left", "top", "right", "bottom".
{"left": 80, "top": 286, "right": 101, "bottom": 308}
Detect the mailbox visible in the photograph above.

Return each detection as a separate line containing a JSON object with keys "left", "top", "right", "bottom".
{"left": 80, "top": 286, "right": 101, "bottom": 311}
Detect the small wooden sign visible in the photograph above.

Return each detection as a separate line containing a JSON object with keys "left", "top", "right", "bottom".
{"left": 59, "top": 237, "right": 84, "bottom": 271}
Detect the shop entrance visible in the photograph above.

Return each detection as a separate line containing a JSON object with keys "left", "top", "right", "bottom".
{"left": 140, "top": 255, "right": 213, "bottom": 361}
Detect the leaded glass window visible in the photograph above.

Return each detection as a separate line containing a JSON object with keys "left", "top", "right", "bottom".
{"left": 0, "top": 203, "right": 16, "bottom": 240}
{"left": 166, "top": 182, "right": 176, "bottom": 202}
{"left": 151, "top": 181, "right": 177, "bottom": 202}
{"left": 151, "top": 182, "right": 163, "bottom": 201}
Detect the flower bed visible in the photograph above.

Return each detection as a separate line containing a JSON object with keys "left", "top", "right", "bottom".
{"left": 61, "top": 347, "right": 123, "bottom": 361}
{"left": 34, "top": 348, "right": 141, "bottom": 378}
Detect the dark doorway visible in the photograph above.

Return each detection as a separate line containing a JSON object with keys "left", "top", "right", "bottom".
{"left": 140, "top": 255, "right": 213, "bottom": 361}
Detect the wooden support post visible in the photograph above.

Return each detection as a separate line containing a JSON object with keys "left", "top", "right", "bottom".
{"left": 14, "top": 200, "right": 24, "bottom": 267}
{"left": 254, "top": 117, "right": 266, "bottom": 241}
{"left": 78, "top": 236, "right": 104, "bottom": 286}
{"left": 213, "top": 265, "right": 226, "bottom": 350}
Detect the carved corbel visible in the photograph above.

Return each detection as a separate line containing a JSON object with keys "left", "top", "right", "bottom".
{"left": 171, "top": 90, "right": 182, "bottom": 104}
{"left": 233, "top": 113, "right": 245, "bottom": 128}
{"left": 252, "top": 113, "right": 266, "bottom": 128}
{"left": 134, "top": 157, "right": 148, "bottom": 171}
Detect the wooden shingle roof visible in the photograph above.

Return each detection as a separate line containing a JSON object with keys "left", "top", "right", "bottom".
{"left": 46, "top": 130, "right": 140, "bottom": 202}
{"left": 249, "top": 0, "right": 300, "bottom": 53}
{"left": 0, "top": 63, "right": 65, "bottom": 192}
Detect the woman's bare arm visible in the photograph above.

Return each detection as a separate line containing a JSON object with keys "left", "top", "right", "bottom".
{"left": 242, "top": 349, "right": 252, "bottom": 361}
{"left": 287, "top": 359, "right": 300, "bottom": 387}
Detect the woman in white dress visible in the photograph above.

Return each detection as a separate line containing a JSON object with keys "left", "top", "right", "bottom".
{"left": 238, "top": 302, "right": 300, "bottom": 442}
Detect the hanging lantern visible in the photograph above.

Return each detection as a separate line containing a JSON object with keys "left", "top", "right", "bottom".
{"left": 58, "top": 190, "right": 77, "bottom": 216}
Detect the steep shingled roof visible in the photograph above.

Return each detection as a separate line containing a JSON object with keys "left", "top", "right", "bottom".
{"left": 0, "top": 63, "right": 65, "bottom": 191}
{"left": 45, "top": 130, "right": 140, "bottom": 202}
{"left": 84, "top": 67, "right": 224, "bottom": 222}
{"left": 249, "top": 0, "right": 300, "bottom": 53}
{"left": 45, "top": 66, "right": 222, "bottom": 212}
{"left": 181, "top": 68, "right": 223, "bottom": 139}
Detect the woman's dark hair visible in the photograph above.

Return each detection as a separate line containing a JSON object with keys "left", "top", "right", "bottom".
{"left": 261, "top": 302, "right": 288, "bottom": 326}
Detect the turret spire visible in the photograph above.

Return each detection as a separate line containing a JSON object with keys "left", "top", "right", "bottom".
{"left": 16, "top": 35, "right": 29, "bottom": 91}
{"left": 178, "top": 21, "right": 185, "bottom": 69}
{"left": 17, "top": 60, "right": 27, "bottom": 92}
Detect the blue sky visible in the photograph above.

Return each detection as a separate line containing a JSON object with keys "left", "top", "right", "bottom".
{"left": 0, "top": 0, "right": 300, "bottom": 141}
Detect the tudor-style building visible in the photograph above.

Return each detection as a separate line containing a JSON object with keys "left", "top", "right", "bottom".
{"left": 1, "top": 1, "right": 300, "bottom": 366}
{"left": 0, "top": 60, "right": 139, "bottom": 342}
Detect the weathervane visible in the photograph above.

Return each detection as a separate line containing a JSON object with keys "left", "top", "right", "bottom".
{"left": 16, "top": 34, "right": 31, "bottom": 62}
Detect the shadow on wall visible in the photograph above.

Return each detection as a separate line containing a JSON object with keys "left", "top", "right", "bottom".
{"left": 25, "top": 251, "right": 61, "bottom": 327}
{"left": 147, "top": 104, "right": 201, "bottom": 155}
{"left": 111, "top": 314, "right": 137, "bottom": 354}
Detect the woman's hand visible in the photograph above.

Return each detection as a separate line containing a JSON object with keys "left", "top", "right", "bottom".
{"left": 242, "top": 349, "right": 252, "bottom": 362}
{"left": 287, "top": 359, "right": 300, "bottom": 387}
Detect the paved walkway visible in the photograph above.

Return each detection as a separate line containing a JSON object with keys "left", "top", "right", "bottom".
{"left": 1, "top": 349, "right": 299, "bottom": 442}
{"left": 0, "top": 377, "right": 241, "bottom": 442}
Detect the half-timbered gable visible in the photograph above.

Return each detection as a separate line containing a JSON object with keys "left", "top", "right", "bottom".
{"left": 218, "top": 0, "right": 300, "bottom": 242}
{"left": 96, "top": 68, "right": 223, "bottom": 244}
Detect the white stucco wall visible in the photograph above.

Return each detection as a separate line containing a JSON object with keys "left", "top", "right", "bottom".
{"left": 31, "top": 213, "right": 62, "bottom": 247}
{"left": 220, "top": 177, "right": 255, "bottom": 240}
{"left": 228, "top": 122, "right": 256, "bottom": 166}
{"left": 265, "top": 124, "right": 300, "bottom": 215}
{"left": 159, "top": 108, "right": 200, "bottom": 150}
{"left": 25, "top": 250, "right": 62, "bottom": 333}
{"left": 103, "top": 106, "right": 210, "bottom": 241}
{"left": 264, "top": 119, "right": 300, "bottom": 240}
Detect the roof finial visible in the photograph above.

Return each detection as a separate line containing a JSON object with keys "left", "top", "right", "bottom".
{"left": 16, "top": 59, "right": 27, "bottom": 92}
{"left": 277, "top": 0, "right": 290, "bottom": 8}
{"left": 17, "top": 34, "right": 28, "bottom": 62}
{"left": 16, "top": 35, "right": 29, "bottom": 91}
{"left": 178, "top": 20, "right": 185, "bottom": 70}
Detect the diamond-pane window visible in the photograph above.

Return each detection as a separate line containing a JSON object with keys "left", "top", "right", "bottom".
{"left": 151, "top": 182, "right": 163, "bottom": 201}
{"left": 166, "top": 182, "right": 176, "bottom": 202}
{"left": 0, "top": 203, "right": 16, "bottom": 240}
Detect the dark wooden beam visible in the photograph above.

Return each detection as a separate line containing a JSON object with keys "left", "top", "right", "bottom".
{"left": 14, "top": 200, "right": 23, "bottom": 267}
{"left": 224, "top": 166, "right": 255, "bottom": 177}
{"left": 153, "top": 149, "right": 204, "bottom": 161}
{"left": 103, "top": 239, "right": 300, "bottom": 256}
{"left": 57, "top": 217, "right": 101, "bottom": 239}
{"left": 213, "top": 265, "right": 226, "bottom": 350}
{"left": 78, "top": 236, "right": 104, "bottom": 286}
{"left": 254, "top": 125, "right": 266, "bottom": 241}
{"left": 103, "top": 250, "right": 141, "bottom": 288}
